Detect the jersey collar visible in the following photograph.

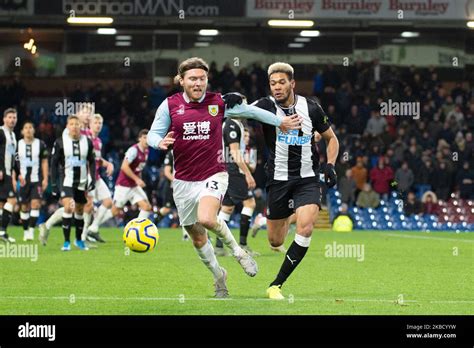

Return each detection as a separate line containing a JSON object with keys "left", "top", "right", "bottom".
{"left": 183, "top": 92, "right": 206, "bottom": 104}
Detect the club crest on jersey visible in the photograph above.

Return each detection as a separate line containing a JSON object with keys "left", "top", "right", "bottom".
{"left": 208, "top": 105, "right": 218, "bottom": 117}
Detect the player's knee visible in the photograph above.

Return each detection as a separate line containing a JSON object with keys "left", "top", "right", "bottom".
{"left": 268, "top": 234, "right": 285, "bottom": 248}
{"left": 197, "top": 216, "right": 216, "bottom": 230}
{"left": 297, "top": 223, "right": 313, "bottom": 237}
{"left": 103, "top": 199, "right": 113, "bottom": 209}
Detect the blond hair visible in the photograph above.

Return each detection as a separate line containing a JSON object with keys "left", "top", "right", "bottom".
{"left": 93, "top": 113, "right": 103, "bottom": 122}
{"left": 174, "top": 57, "right": 209, "bottom": 84}
{"left": 268, "top": 62, "right": 294, "bottom": 80}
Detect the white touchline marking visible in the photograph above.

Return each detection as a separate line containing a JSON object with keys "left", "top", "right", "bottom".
{"left": 385, "top": 233, "right": 474, "bottom": 243}
{"left": 0, "top": 296, "right": 473, "bottom": 304}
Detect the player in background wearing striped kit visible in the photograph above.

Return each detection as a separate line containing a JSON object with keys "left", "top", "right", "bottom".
{"left": 17, "top": 121, "right": 49, "bottom": 241}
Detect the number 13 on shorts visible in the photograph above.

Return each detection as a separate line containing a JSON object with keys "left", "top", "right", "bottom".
{"left": 206, "top": 181, "right": 219, "bottom": 191}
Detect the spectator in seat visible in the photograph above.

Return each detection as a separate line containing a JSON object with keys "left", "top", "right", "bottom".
{"left": 455, "top": 161, "right": 474, "bottom": 199}
{"left": 394, "top": 161, "right": 414, "bottom": 193}
{"left": 365, "top": 110, "right": 387, "bottom": 137}
{"left": 370, "top": 157, "right": 394, "bottom": 200}
{"left": 356, "top": 183, "right": 380, "bottom": 209}
{"left": 421, "top": 191, "right": 439, "bottom": 215}
{"left": 351, "top": 156, "right": 368, "bottom": 196}
{"left": 432, "top": 161, "right": 452, "bottom": 201}
{"left": 404, "top": 192, "right": 423, "bottom": 216}
{"left": 338, "top": 169, "right": 356, "bottom": 205}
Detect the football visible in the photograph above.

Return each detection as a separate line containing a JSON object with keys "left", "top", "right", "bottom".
{"left": 123, "top": 218, "right": 159, "bottom": 253}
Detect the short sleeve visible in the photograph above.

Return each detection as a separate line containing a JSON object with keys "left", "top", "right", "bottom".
{"left": 308, "top": 100, "right": 331, "bottom": 134}
{"left": 125, "top": 146, "right": 138, "bottom": 162}
{"left": 223, "top": 119, "right": 241, "bottom": 145}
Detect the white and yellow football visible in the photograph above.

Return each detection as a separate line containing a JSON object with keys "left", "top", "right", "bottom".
{"left": 123, "top": 218, "right": 159, "bottom": 253}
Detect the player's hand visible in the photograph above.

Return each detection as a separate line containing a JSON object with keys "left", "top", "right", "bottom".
{"left": 18, "top": 175, "right": 26, "bottom": 187}
{"left": 279, "top": 114, "right": 302, "bottom": 133}
{"left": 245, "top": 172, "right": 256, "bottom": 190}
{"left": 223, "top": 92, "right": 245, "bottom": 109}
{"left": 135, "top": 178, "right": 146, "bottom": 188}
{"left": 324, "top": 163, "right": 337, "bottom": 188}
{"left": 106, "top": 162, "right": 114, "bottom": 177}
{"left": 41, "top": 179, "right": 48, "bottom": 192}
{"left": 159, "top": 132, "right": 175, "bottom": 150}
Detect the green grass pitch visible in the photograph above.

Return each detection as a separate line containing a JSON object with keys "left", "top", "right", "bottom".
{"left": 0, "top": 227, "right": 472, "bottom": 315}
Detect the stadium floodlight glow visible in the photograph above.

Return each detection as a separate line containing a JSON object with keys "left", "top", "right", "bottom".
{"left": 300, "top": 30, "right": 320, "bottom": 37}
{"left": 294, "top": 37, "right": 311, "bottom": 42}
{"left": 97, "top": 28, "right": 116, "bottom": 35}
{"left": 67, "top": 17, "right": 114, "bottom": 25}
{"left": 268, "top": 20, "right": 314, "bottom": 28}
{"left": 401, "top": 31, "right": 419, "bottom": 38}
{"left": 467, "top": 21, "right": 474, "bottom": 28}
{"left": 198, "top": 29, "right": 219, "bottom": 36}
{"left": 195, "top": 42, "right": 210, "bottom": 47}
{"left": 288, "top": 43, "right": 304, "bottom": 48}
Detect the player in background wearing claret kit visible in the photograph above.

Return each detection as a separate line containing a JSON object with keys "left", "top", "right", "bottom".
{"left": 147, "top": 57, "right": 302, "bottom": 298}
{"left": 82, "top": 114, "right": 114, "bottom": 243}
{"left": 88, "top": 130, "right": 153, "bottom": 230}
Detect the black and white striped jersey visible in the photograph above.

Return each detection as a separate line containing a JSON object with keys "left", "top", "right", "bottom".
{"left": 18, "top": 138, "right": 48, "bottom": 183}
{"left": 0, "top": 126, "right": 19, "bottom": 177}
{"left": 252, "top": 95, "right": 330, "bottom": 184}
{"left": 51, "top": 132, "right": 95, "bottom": 191}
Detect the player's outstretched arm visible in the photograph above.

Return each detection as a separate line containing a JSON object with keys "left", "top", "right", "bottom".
{"left": 147, "top": 99, "right": 172, "bottom": 150}
{"left": 225, "top": 102, "right": 301, "bottom": 132}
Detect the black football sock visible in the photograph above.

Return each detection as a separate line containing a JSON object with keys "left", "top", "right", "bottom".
{"left": 270, "top": 236, "right": 311, "bottom": 288}
{"left": 74, "top": 214, "right": 84, "bottom": 241}
{"left": 62, "top": 214, "right": 72, "bottom": 243}
{"left": 1, "top": 207, "right": 12, "bottom": 234}
{"left": 29, "top": 210, "right": 39, "bottom": 229}
{"left": 21, "top": 211, "right": 30, "bottom": 232}
{"left": 239, "top": 213, "right": 251, "bottom": 246}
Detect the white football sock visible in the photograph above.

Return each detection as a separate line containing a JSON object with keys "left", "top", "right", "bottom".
{"left": 46, "top": 207, "right": 64, "bottom": 230}
{"left": 195, "top": 240, "right": 224, "bottom": 280}
{"left": 99, "top": 210, "right": 114, "bottom": 225}
{"left": 81, "top": 212, "right": 92, "bottom": 240}
{"left": 95, "top": 204, "right": 108, "bottom": 224}
{"left": 210, "top": 217, "right": 242, "bottom": 256}
{"left": 138, "top": 210, "right": 150, "bottom": 220}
